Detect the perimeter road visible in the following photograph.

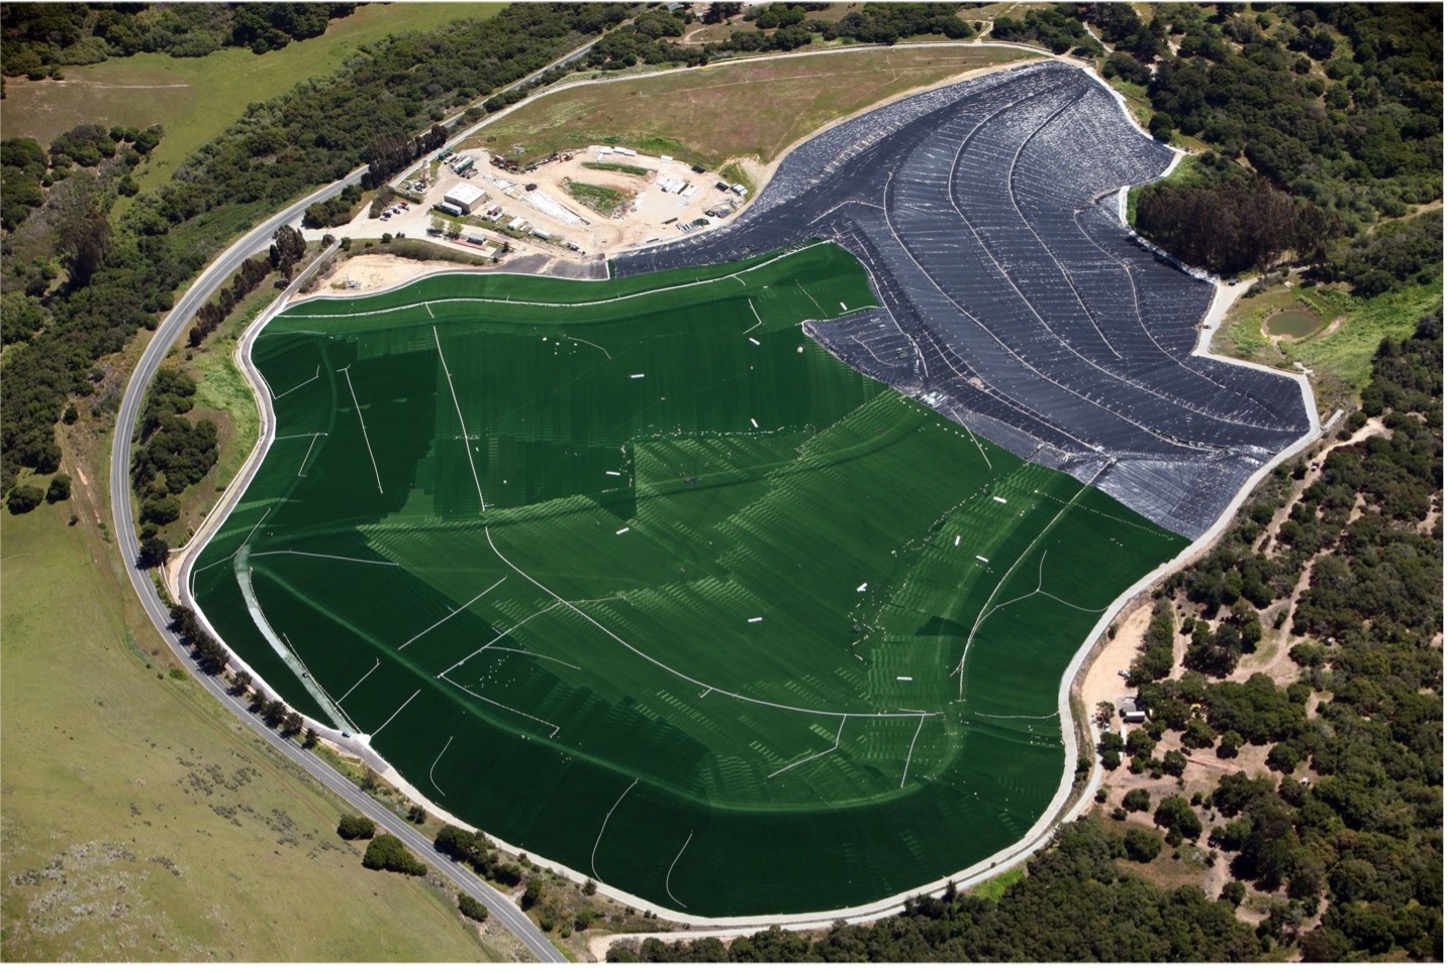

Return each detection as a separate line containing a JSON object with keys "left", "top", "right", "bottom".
{"left": 106, "top": 36, "right": 601, "bottom": 965}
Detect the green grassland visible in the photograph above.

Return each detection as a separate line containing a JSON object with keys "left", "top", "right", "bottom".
{"left": 1213, "top": 277, "right": 1443, "bottom": 408}
{"left": 563, "top": 178, "right": 630, "bottom": 214}
{"left": 0, "top": 495, "right": 512, "bottom": 961}
{"left": 190, "top": 243, "right": 1185, "bottom": 917}
{"left": 466, "top": 46, "right": 1038, "bottom": 169}
{"left": 2, "top": 3, "right": 498, "bottom": 195}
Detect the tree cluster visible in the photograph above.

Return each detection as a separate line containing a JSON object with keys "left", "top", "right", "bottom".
{"left": 187, "top": 256, "right": 268, "bottom": 347}
{"left": 362, "top": 832, "right": 427, "bottom": 876}
{"left": 169, "top": 603, "right": 229, "bottom": 676}
{"left": 336, "top": 814, "right": 376, "bottom": 840}
{"left": 608, "top": 817, "right": 1260, "bottom": 962}
{"left": 992, "top": 5, "right": 1099, "bottom": 55}
{"left": 432, "top": 824, "right": 524, "bottom": 888}
{"left": 131, "top": 368, "right": 217, "bottom": 519}
{"left": 457, "top": 892, "right": 489, "bottom": 923}
{"left": 302, "top": 184, "right": 362, "bottom": 229}
{"left": 1321, "top": 209, "right": 1443, "bottom": 297}
{"left": 0, "top": 3, "right": 358, "bottom": 76}
{"left": 588, "top": 3, "right": 979, "bottom": 71}
{"left": 1127, "top": 597, "right": 1176, "bottom": 684}
{"left": 361, "top": 124, "right": 449, "bottom": 192}
{"left": 0, "top": 136, "right": 48, "bottom": 233}
{"left": 1135, "top": 160, "right": 1337, "bottom": 275}
{"left": 1118, "top": 311, "right": 1442, "bottom": 960}
{"left": 1134, "top": 3, "right": 1440, "bottom": 273}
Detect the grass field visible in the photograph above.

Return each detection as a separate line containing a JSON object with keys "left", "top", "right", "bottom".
{"left": 564, "top": 179, "right": 630, "bottom": 214}
{"left": 190, "top": 243, "right": 1185, "bottom": 917}
{"left": 0, "top": 495, "right": 516, "bottom": 961}
{"left": 1, "top": 3, "right": 498, "bottom": 196}
{"left": 465, "top": 46, "right": 1039, "bottom": 169}
{"left": 1214, "top": 277, "right": 1443, "bottom": 407}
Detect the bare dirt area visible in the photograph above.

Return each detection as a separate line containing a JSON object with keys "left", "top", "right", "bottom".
{"left": 303, "top": 146, "right": 741, "bottom": 273}
{"left": 310, "top": 253, "right": 497, "bottom": 293}
{"left": 1078, "top": 598, "right": 1152, "bottom": 715}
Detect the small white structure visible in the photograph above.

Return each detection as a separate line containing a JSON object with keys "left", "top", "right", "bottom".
{"left": 444, "top": 183, "right": 487, "bottom": 213}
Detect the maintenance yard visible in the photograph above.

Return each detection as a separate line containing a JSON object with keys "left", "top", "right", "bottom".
{"left": 191, "top": 242, "right": 1184, "bottom": 918}
{"left": 319, "top": 144, "right": 742, "bottom": 269}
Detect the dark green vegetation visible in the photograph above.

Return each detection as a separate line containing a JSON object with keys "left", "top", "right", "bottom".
{"left": 132, "top": 368, "right": 217, "bottom": 528}
{"left": 586, "top": 2, "right": 978, "bottom": 69}
{"left": 336, "top": 814, "right": 376, "bottom": 841}
{"left": 993, "top": 5, "right": 1441, "bottom": 283}
{"left": 564, "top": 178, "right": 628, "bottom": 214}
{"left": 362, "top": 833, "right": 427, "bottom": 876}
{"left": 1, "top": 3, "right": 361, "bottom": 72}
{"left": 191, "top": 244, "right": 1185, "bottom": 915}
{"left": 1115, "top": 315, "right": 1442, "bottom": 961}
{"left": 458, "top": 892, "right": 490, "bottom": 924}
{"left": 583, "top": 161, "right": 651, "bottom": 177}
{"left": 607, "top": 817, "right": 1259, "bottom": 961}
{"left": 1, "top": 3, "right": 631, "bottom": 501}
{"left": 1127, "top": 3, "right": 1441, "bottom": 280}
{"left": 992, "top": 6, "right": 1101, "bottom": 55}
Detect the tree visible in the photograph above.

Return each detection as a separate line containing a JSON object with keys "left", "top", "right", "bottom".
{"left": 458, "top": 892, "right": 489, "bottom": 923}
{"left": 138, "top": 535, "right": 170, "bottom": 567}
{"left": 1216, "top": 730, "right": 1243, "bottom": 759}
{"left": 1153, "top": 795, "right": 1203, "bottom": 842}
{"left": 261, "top": 699, "right": 287, "bottom": 726}
{"left": 337, "top": 814, "right": 376, "bottom": 840}
{"left": 6, "top": 484, "right": 44, "bottom": 515}
{"left": 1126, "top": 728, "right": 1156, "bottom": 759}
{"left": 406, "top": 803, "right": 427, "bottom": 824}
{"left": 270, "top": 223, "right": 306, "bottom": 274}
{"left": 1148, "top": 111, "right": 1175, "bottom": 142}
{"left": 1123, "top": 826, "right": 1162, "bottom": 862}
{"left": 521, "top": 876, "right": 544, "bottom": 910}
{"left": 45, "top": 473, "right": 71, "bottom": 503}
{"left": 282, "top": 709, "right": 303, "bottom": 736}
{"left": 1122, "top": 788, "right": 1152, "bottom": 813}
{"left": 1094, "top": 700, "right": 1115, "bottom": 729}
{"left": 1181, "top": 719, "right": 1216, "bottom": 751}
{"left": 302, "top": 726, "right": 319, "bottom": 749}
{"left": 362, "top": 832, "right": 426, "bottom": 875}
{"left": 1162, "top": 749, "right": 1188, "bottom": 777}
{"left": 54, "top": 192, "right": 112, "bottom": 288}
{"left": 231, "top": 670, "right": 253, "bottom": 696}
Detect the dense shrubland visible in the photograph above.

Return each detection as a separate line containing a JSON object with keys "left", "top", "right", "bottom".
{"left": 608, "top": 817, "right": 1260, "bottom": 961}
{"left": 1, "top": 3, "right": 359, "bottom": 73}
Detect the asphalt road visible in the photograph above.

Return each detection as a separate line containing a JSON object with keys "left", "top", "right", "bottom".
{"left": 105, "top": 36, "right": 603, "bottom": 965}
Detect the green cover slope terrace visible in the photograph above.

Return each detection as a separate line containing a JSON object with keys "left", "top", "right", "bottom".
{"left": 190, "top": 243, "right": 1185, "bottom": 917}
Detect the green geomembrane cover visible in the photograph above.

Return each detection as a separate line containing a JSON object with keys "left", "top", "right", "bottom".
{"left": 192, "top": 243, "right": 1185, "bottom": 916}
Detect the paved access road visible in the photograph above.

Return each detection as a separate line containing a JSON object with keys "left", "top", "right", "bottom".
{"left": 106, "top": 37, "right": 603, "bottom": 965}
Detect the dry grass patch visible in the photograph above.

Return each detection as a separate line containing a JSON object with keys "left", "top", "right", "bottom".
{"left": 470, "top": 46, "right": 1039, "bottom": 169}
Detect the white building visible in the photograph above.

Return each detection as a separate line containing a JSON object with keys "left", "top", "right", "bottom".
{"left": 443, "top": 183, "right": 487, "bottom": 213}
